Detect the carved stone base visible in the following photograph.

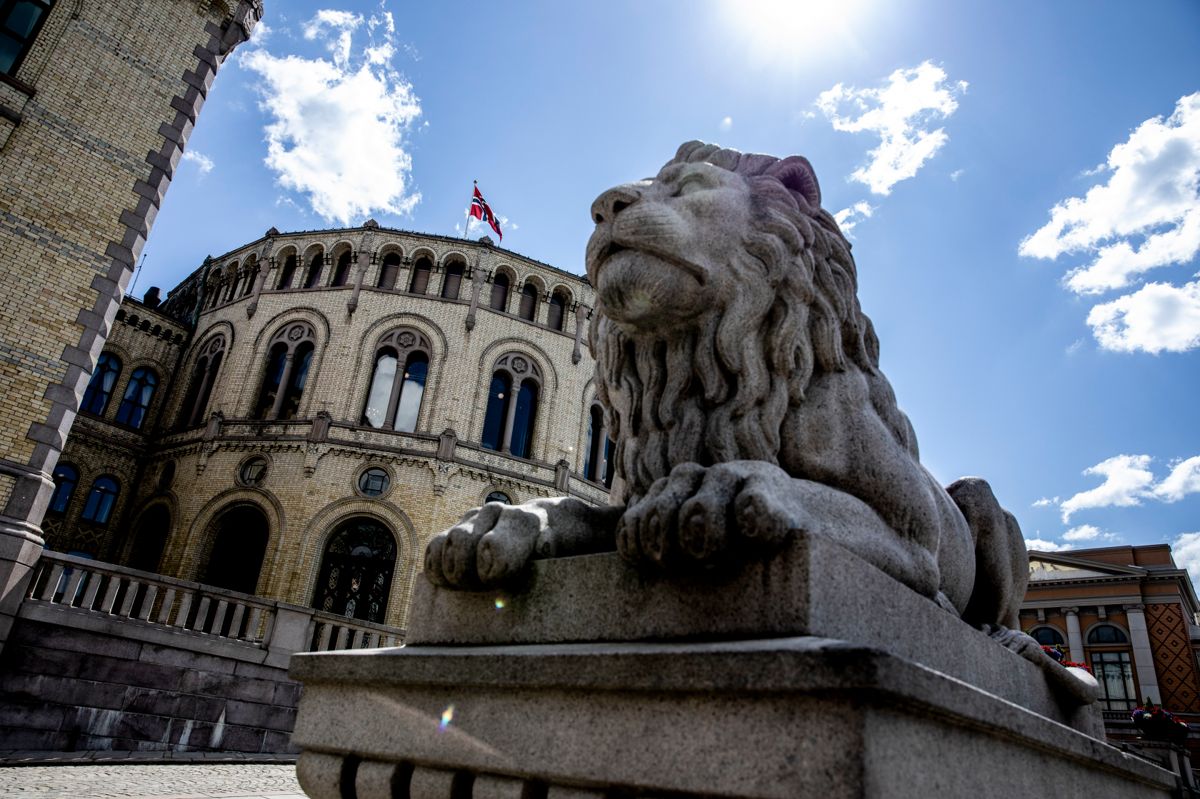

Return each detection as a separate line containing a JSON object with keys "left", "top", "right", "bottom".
{"left": 290, "top": 636, "right": 1176, "bottom": 798}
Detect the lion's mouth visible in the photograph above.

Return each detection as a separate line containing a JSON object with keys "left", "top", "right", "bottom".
{"left": 594, "top": 238, "right": 708, "bottom": 286}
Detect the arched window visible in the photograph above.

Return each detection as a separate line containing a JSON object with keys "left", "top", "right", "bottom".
{"left": 303, "top": 251, "right": 324, "bottom": 289}
{"left": 81, "top": 352, "right": 121, "bottom": 416}
{"left": 80, "top": 476, "right": 119, "bottom": 525}
{"left": 0, "top": 0, "right": 54, "bottom": 77}
{"left": 48, "top": 463, "right": 78, "bottom": 515}
{"left": 361, "top": 328, "right": 431, "bottom": 431}
{"left": 312, "top": 517, "right": 397, "bottom": 623}
{"left": 480, "top": 353, "right": 541, "bottom": 458}
{"left": 518, "top": 283, "right": 539, "bottom": 321}
{"left": 441, "top": 261, "right": 465, "bottom": 300}
{"left": 489, "top": 271, "right": 510, "bottom": 311}
{"left": 202, "top": 505, "right": 269, "bottom": 594}
{"left": 115, "top": 367, "right": 158, "bottom": 429}
{"left": 277, "top": 254, "right": 298, "bottom": 289}
{"left": 377, "top": 252, "right": 401, "bottom": 290}
{"left": 224, "top": 265, "right": 240, "bottom": 301}
{"left": 332, "top": 250, "right": 352, "bottom": 287}
{"left": 1031, "top": 627, "right": 1065, "bottom": 646}
{"left": 241, "top": 261, "right": 259, "bottom": 296}
{"left": 548, "top": 290, "right": 568, "bottom": 331}
{"left": 254, "top": 322, "right": 318, "bottom": 420}
{"left": 584, "top": 404, "right": 607, "bottom": 482}
{"left": 1087, "top": 624, "right": 1129, "bottom": 645}
{"left": 486, "top": 491, "right": 511, "bottom": 504}
{"left": 179, "top": 336, "right": 225, "bottom": 427}
{"left": 409, "top": 255, "right": 431, "bottom": 294}
{"left": 127, "top": 505, "right": 170, "bottom": 573}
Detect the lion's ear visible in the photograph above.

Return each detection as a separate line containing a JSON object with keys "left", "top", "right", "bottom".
{"left": 767, "top": 156, "right": 821, "bottom": 209}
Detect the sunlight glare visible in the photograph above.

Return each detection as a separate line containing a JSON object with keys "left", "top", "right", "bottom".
{"left": 722, "top": 0, "right": 871, "bottom": 68}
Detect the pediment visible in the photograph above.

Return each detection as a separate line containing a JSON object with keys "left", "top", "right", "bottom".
{"left": 1027, "top": 553, "right": 1145, "bottom": 581}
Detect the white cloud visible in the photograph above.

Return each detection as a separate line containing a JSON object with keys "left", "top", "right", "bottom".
{"left": 1032, "top": 496, "right": 1057, "bottom": 508}
{"left": 1062, "top": 524, "right": 1117, "bottom": 542}
{"left": 181, "top": 149, "right": 214, "bottom": 175}
{"left": 1060, "top": 454, "right": 1155, "bottom": 522}
{"left": 241, "top": 8, "right": 422, "bottom": 226}
{"left": 950, "top": 168, "right": 965, "bottom": 181}
{"left": 833, "top": 201, "right": 876, "bottom": 237}
{"left": 1171, "top": 532, "right": 1200, "bottom": 588}
{"left": 1019, "top": 93, "right": 1200, "bottom": 295}
{"left": 719, "top": 116, "right": 733, "bottom": 131}
{"left": 1086, "top": 278, "right": 1200, "bottom": 353}
{"left": 1025, "top": 538, "right": 1073, "bottom": 552}
{"left": 1065, "top": 337, "right": 1086, "bottom": 355}
{"left": 1156, "top": 456, "right": 1200, "bottom": 502}
{"left": 816, "top": 61, "right": 967, "bottom": 195}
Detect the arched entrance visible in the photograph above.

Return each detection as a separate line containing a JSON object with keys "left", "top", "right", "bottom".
{"left": 127, "top": 505, "right": 171, "bottom": 573}
{"left": 202, "top": 504, "right": 269, "bottom": 594}
{"left": 312, "top": 517, "right": 397, "bottom": 623}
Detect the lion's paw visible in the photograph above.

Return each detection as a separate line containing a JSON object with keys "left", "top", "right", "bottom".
{"left": 618, "top": 461, "right": 797, "bottom": 569}
{"left": 425, "top": 502, "right": 544, "bottom": 589}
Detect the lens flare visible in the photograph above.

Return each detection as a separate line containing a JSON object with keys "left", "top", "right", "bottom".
{"left": 439, "top": 705, "right": 454, "bottom": 731}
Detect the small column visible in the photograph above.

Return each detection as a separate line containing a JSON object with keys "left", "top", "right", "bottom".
{"left": 1063, "top": 607, "right": 1084, "bottom": 663}
{"left": 1125, "top": 604, "right": 1162, "bottom": 704}
{"left": 347, "top": 250, "right": 371, "bottom": 314}
{"left": 572, "top": 304, "right": 590, "bottom": 365}
{"left": 269, "top": 352, "right": 297, "bottom": 420}
{"left": 501, "top": 389, "right": 519, "bottom": 453}
{"left": 246, "top": 257, "right": 272, "bottom": 318}
{"left": 465, "top": 263, "right": 484, "bottom": 331}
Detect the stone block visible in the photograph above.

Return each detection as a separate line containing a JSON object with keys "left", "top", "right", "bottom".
{"left": 218, "top": 723, "right": 266, "bottom": 753}
{"left": 0, "top": 726, "right": 66, "bottom": 750}
{"left": 121, "top": 686, "right": 180, "bottom": 718}
{"left": 224, "top": 698, "right": 295, "bottom": 731}
{"left": 175, "top": 694, "right": 226, "bottom": 723}
{"left": 111, "top": 711, "right": 170, "bottom": 743}
{"left": 273, "top": 681, "right": 302, "bottom": 707}
{"left": 230, "top": 659, "right": 289, "bottom": 682}
{"left": 140, "top": 643, "right": 236, "bottom": 674}
{"left": 11, "top": 622, "right": 141, "bottom": 660}
{"left": 0, "top": 701, "right": 66, "bottom": 730}
{"left": 87, "top": 656, "right": 182, "bottom": 689}
{"left": 263, "top": 729, "right": 300, "bottom": 754}
{"left": 189, "top": 671, "right": 277, "bottom": 704}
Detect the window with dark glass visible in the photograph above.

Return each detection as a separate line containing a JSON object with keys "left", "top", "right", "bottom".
{"left": 81, "top": 352, "right": 121, "bottom": 416}
{"left": 254, "top": 322, "right": 318, "bottom": 420}
{"left": 1031, "top": 627, "right": 1065, "bottom": 646}
{"left": 202, "top": 504, "right": 269, "bottom": 594}
{"left": 409, "top": 256, "right": 431, "bottom": 294}
{"left": 485, "top": 491, "right": 511, "bottom": 504}
{"left": 584, "top": 405, "right": 605, "bottom": 482}
{"left": 358, "top": 467, "right": 390, "bottom": 497}
{"left": 304, "top": 252, "right": 324, "bottom": 288}
{"left": 312, "top": 518, "right": 396, "bottom": 623}
{"left": 47, "top": 462, "right": 76, "bottom": 514}
{"left": 238, "top": 457, "right": 268, "bottom": 487}
{"left": 1088, "top": 625, "right": 1129, "bottom": 645}
{"left": 0, "top": 0, "right": 55, "bottom": 77}
{"left": 377, "top": 252, "right": 400, "bottom": 289}
{"left": 547, "top": 290, "right": 567, "bottom": 331}
{"left": 481, "top": 372, "right": 511, "bottom": 451}
{"left": 441, "top": 262, "right": 464, "bottom": 299}
{"left": 480, "top": 353, "right": 540, "bottom": 457}
{"left": 115, "top": 367, "right": 158, "bottom": 429}
{"left": 603, "top": 437, "right": 615, "bottom": 488}
{"left": 489, "top": 271, "right": 510, "bottom": 311}
{"left": 277, "top": 254, "right": 298, "bottom": 289}
{"left": 1091, "top": 651, "right": 1137, "bottom": 711}
{"left": 80, "top": 476, "right": 119, "bottom": 525}
{"left": 510, "top": 380, "right": 539, "bottom": 459}
{"left": 179, "top": 336, "right": 225, "bottom": 427}
{"left": 361, "top": 328, "right": 431, "bottom": 432}
{"left": 332, "top": 251, "right": 352, "bottom": 287}
{"left": 241, "top": 262, "right": 259, "bottom": 296}
{"left": 254, "top": 343, "right": 288, "bottom": 418}
{"left": 518, "top": 283, "right": 538, "bottom": 321}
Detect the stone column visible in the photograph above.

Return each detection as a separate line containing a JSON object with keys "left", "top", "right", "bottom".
{"left": 269, "top": 352, "right": 297, "bottom": 420}
{"left": 501, "top": 389, "right": 519, "bottom": 453}
{"left": 246, "top": 256, "right": 272, "bottom": 319}
{"left": 1125, "top": 604, "right": 1162, "bottom": 704}
{"left": 1063, "top": 607, "right": 1084, "bottom": 663}
{"left": 572, "top": 304, "right": 590, "bottom": 365}
{"left": 465, "top": 263, "right": 484, "bottom": 331}
{"left": 347, "top": 250, "right": 371, "bottom": 315}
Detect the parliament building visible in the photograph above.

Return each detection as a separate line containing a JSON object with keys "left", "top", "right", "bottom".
{"left": 44, "top": 224, "right": 612, "bottom": 631}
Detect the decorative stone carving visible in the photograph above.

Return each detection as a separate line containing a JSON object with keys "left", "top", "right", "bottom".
{"left": 424, "top": 141, "right": 1063, "bottom": 669}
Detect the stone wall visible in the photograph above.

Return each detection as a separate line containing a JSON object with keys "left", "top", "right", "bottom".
{"left": 0, "top": 610, "right": 299, "bottom": 754}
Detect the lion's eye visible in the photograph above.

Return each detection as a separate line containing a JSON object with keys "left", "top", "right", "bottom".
{"left": 673, "top": 175, "right": 707, "bottom": 197}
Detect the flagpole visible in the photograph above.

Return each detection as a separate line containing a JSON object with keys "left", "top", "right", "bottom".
{"left": 463, "top": 180, "right": 475, "bottom": 240}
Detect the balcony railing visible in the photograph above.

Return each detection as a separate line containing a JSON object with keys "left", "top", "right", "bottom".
{"left": 23, "top": 551, "right": 404, "bottom": 662}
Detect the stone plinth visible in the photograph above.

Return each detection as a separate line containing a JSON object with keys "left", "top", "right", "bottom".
{"left": 289, "top": 537, "right": 1177, "bottom": 797}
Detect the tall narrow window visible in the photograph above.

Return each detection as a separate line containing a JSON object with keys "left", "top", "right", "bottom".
{"left": 47, "top": 462, "right": 77, "bottom": 515}
{"left": 304, "top": 252, "right": 324, "bottom": 288}
{"left": 241, "top": 262, "right": 259, "bottom": 296}
{"left": 254, "top": 322, "right": 319, "bottom": 420}
{"left": 81, "top": 353, "right": 121, "bottom": 416}
{"left": 277, "top": 255, "right": 298, "bottom": 289}
{"left": 377, "top": 252, "right": 400, "bottom": 290}
{"left": 518, "top": 283, "right": 539, "bottom": 321}
{"left": 180, "top": 336, "right": 226, "bottom": 427}
{"left": 115, "top": 367, "right": 158, "bottom": 430}
{"left": 312, "top": 518, "right": 397, "bottom": 623}
{"left": 332, "top": 251, "right": 352, "bottom": 287}
{"left": 548, "top": 290, "right": 568, "bottom": 331}
{"left": 0, "top": 0, "right": 55, "bottom": 77}
{"left": 489, "top": 271, "right": 510, "bottom": 311}
{"left": 409, "top": 256, "right": 431, "bottom": 294}
{"left": 441, "top": 262, "right": 464, "bottom": 299}
{"left": 603, "top": 437, "right": 615, "bottom": 488}
{"left": 1091, "top": 651, "right": 1137, "bottom": 711}
{"left": 80, "top": 476, "right": 119, "bottom": 525}
{"left": 584, "top": 405, "right": 605, "bottom": 482}
{"left": 360, "top": 328, "right": 432, "bottom": 431}
{"left": 224, "top": 266, "right": 240, "bottom": 301}
{"left": 480, "top": 353, "right": 541, "bottom": 457}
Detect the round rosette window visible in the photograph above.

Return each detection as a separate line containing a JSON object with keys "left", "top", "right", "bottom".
{"left": 358, "top": 466, "right": 391, "bottom": 497}
{"left": 237, "top": 457, "right": 269, "bottom": 487}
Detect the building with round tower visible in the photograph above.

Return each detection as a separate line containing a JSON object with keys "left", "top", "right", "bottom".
{"left": 46, "top": 222, "right": 614, "bottom": 631}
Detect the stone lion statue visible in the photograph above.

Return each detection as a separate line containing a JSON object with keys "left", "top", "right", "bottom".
{"left": 426, "top": 141, "right": 1030, "bottom": 634}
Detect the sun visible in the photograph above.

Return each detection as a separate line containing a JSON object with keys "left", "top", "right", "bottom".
{"left": 719, "top": 0, "right": 872, "bottom": 68}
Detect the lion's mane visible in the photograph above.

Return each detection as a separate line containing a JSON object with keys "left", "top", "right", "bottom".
{"left": 591, "top": 141, "right": 914, "bottom": 503}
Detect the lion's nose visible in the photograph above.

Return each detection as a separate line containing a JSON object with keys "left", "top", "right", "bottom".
{"left": 591, "top": 185, "right": 641, "bottom": 224}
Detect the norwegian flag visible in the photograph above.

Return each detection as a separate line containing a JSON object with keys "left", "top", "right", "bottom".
{"left": 469, "top": 183, "right": 503, "bottom": 241}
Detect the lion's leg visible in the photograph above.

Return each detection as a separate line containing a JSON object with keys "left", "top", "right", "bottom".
{"left": 947, "top": 477, "right": 1029, "bottom": 629}
{"left": 617, "top": 463, "right": 705, "bottom": 565}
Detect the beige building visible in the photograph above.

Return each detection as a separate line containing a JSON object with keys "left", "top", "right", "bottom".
{"left": 0, "top": 0, "right": 262, "bottom": 649}
{"left": 49, "top": 225, "right": 612, "bottom": 630}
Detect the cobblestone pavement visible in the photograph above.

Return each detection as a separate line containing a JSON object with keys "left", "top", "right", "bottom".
{"left": 0, "top": 764, "right": 304, "bottom": 798}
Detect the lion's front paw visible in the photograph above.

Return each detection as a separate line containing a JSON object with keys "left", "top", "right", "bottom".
{"left": 425, "top": 502, "right": 545, "bottom": 589}
{"left": 618, "top": 461, "right": 796, "bottom": 568}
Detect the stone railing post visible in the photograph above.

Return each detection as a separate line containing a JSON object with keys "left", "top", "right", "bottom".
{"left": 266, "top": 604, "right": 315, "bottom": 669}
{"left": 1063, "top": 607, "right": 1084, "bottom": 663}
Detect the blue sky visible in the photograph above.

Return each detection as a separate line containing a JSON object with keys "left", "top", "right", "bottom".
{"left": 141, "top": 1, "right": 1200, "bottom": 570}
